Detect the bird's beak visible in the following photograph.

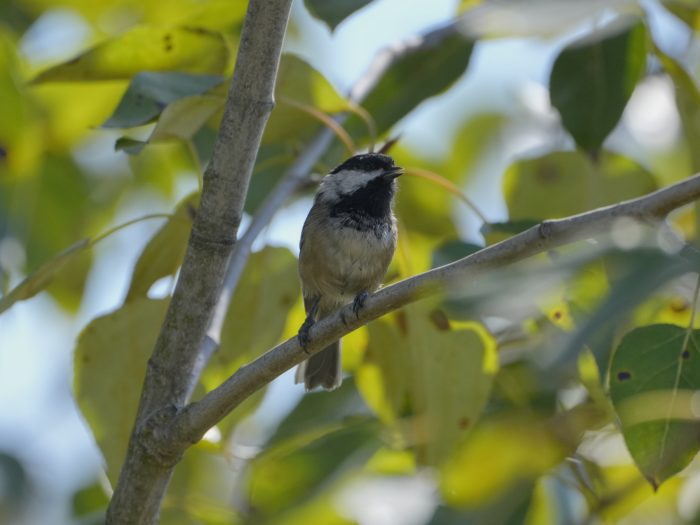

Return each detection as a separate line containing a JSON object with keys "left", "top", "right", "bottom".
{"left": 383, "top": 166, "right": 404, "bottom": 179}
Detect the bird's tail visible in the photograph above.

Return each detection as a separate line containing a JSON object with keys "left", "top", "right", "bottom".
{"left": 295, "top": 339, "right": 342, "bottom": 391}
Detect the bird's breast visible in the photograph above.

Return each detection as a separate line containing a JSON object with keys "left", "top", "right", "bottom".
{"left": 299, "top": 214, "right": 397, "bottom": 302}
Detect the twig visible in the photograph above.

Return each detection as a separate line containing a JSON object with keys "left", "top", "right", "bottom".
{"left": 170, "top": 173, "right": 700, "bottom": 446}
{"left": 105, "top": 2, "right": 293, "bottom": 523}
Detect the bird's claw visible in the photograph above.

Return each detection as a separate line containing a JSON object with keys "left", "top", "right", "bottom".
{"left": 298, "top": 317, "right": 315, "bottom": 355}
{"left": 352, "top": 291, "right": 369, "bottom": 318}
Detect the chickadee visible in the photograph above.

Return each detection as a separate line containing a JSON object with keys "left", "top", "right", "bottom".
{"left": 295, "top": 153, "right": 403, "bottom": 391}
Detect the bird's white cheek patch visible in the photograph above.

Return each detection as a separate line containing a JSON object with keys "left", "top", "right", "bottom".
{"left": 321, "top": 169, "right": 383, "bottom": 200}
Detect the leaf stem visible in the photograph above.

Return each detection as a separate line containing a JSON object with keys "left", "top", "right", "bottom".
{"left": 90, "top": 213, "right": 173, "bottom": 246}
{"left": 659, "top": 272, "right": 700, "bottom": 475}
{"left": 404, "top": 166, "right": 489, "bottom": 224}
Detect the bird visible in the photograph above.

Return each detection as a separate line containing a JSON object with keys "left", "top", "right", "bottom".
{"left": 295, "top": 152, "right": 403, "bottom": 391}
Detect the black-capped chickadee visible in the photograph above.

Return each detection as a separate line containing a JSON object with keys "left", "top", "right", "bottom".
{"left": 295, "top": 153, "right": 403, "bottom": 391}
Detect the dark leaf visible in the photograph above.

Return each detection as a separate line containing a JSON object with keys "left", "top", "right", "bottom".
{"left": 304, "top": 0, "right": 374, "bottom": 30}
{"left": 103, "top": 72, "right": 224, "bottom": 128}
{"left": 549, "top": 18, "right": 646, "bottom": 154}
{"left": 346, "top": 30, "right": 474, "bottom": 140}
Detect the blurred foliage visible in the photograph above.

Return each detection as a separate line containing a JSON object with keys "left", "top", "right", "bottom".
{"left": 1, "top": 0, "right": 700, "bottom": 524}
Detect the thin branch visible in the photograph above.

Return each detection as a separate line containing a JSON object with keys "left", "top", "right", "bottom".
{"left": 205, "top": 19, "right": 463, "bottom": 348}
{"left": 105, "top": 1, "right": 293, "bottom": 524}
{"left": 170, "top": 172, "right": 700, "bottom": 446}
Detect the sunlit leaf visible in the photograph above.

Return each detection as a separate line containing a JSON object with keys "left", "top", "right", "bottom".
{"left": 610, "top": 324, "right": 700, "bottom": 489}
{"left": 0, "top": 32, "right": 42, "bottom": 176}
{"left": 440, "top": 405, "right": 601, "bottom": 508}
{"left": 74, "top": 298, "right": 169, "bottom": 485}
{"left": 549, "top": 18, "right": 646, "bottom": 154}
{"left": 103, "top": 72, "right": 224, "bottom": 128}
{"left": 125, "top": 193, "right": 197, "bottom": 302}
{"left": 357, "top": 302, "right": 497, "bottom": 464}
{"left": 0, "top": 238, "right": 89, "bottom": 315}
{"left": 503, "top": 151, "right": 657, "bottom": 221}
{"left": 33, "top": 26, "right": 229, "bottom": 83}
{"left": 304, "top": 0, "right": 374, "bottom": 30}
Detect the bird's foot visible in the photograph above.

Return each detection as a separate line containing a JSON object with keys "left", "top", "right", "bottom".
{"left": 352, "top": 291, "right": 369, "bottom": 318}
{"left": 298, "top": 316, "right": 315, "bottom": 355}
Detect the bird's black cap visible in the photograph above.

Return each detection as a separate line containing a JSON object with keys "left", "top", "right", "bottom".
{"left": 330, "top": 153, "right": 396, "bottom": 174}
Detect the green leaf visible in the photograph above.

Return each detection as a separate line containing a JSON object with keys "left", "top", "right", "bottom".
{"left": 244, "top": 142, "right": 295, "bottom": 214}
{"left": 557, "top": 248, "right": 697, "bottom": 373}
{"left": 72, "top": 481, "right": 109, "bottom": 519}
{"left": 268, "top": 379, "right": 373, "bottom": 448}
{"left": 346, "top": 31, "right": 474, "bottom": 140}
{"left": 0, "top": 155, "right": 99, "bottom": 311}
{"left": 440, "top": 404, "right": 602, "bottom": 509}
{"left": 479, "top": 220, "right": 539, "bottom": 245}
{"left": 125, "top": 193, "right": 197, "bottom": 302}
{"left": 150, "top": 95, "right": 224, "bottom": 141}
{"left": 610, "top": 324, "right": 700, "bottom": 489}
{"left": 33, "top": 26, "right": 229, "bottom": 83}
{"left": 103, "top": 72, "right": 224, "bottom": 128}
{"left": 245, "top": 381, "right": 376, "bottom": 519}
{"left": 357, "top": 302, "right": 498, "bottom": 464}
{"left": 248, "top": 419, "right": 380, "bottom": 516}
{"left": 163, "top": 442, "right": 239, "bottom": 524}
{"left": 0, "top": 239, "right": 90, "bottom": 315}
{"left": 394, "top": 148, "right": 459, "bottom": 237}
{"left": 431, "top": 239, "right": 482, "bottom": 269}
{"left": 264, "top": 54, "right": 347, "bottom": 145}
{"left": 549, "top": 19, "right": 646, "bottom": 154}
{"left": 205, "top": 247, "right": 300, "bottom": 387}
{"left": 656, "top": 48, "right": 700, "bottom": 172}
{"left": 114, "top": 137, "right": 147, "bottom": 155}
{"left": 73, "top": 298, "right": 169, "bottom": 485}
{"left": 201, "top": 247, "right": 299, "bottom": 439}
{"left": 304, "top": 0, "right": 373, "bottom": 30}
{"left": 503, "top": 151, "right": 657, "bottom": 221}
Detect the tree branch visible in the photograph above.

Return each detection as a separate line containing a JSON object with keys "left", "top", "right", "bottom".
{"left": 205, "top": 19, "right": 463, "bottom": 348}
{"left": 171, "top": 172, "right": 700, "bottom": 445}
{"left": 105, "top": 1, "right": 292, "bottom": 523}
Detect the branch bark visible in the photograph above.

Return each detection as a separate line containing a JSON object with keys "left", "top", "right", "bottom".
{"left": 105, "top": 1, "right": 292, "bottom": 523}
{"left": 166, "top": 172, "right": 700, "bottom": 446}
